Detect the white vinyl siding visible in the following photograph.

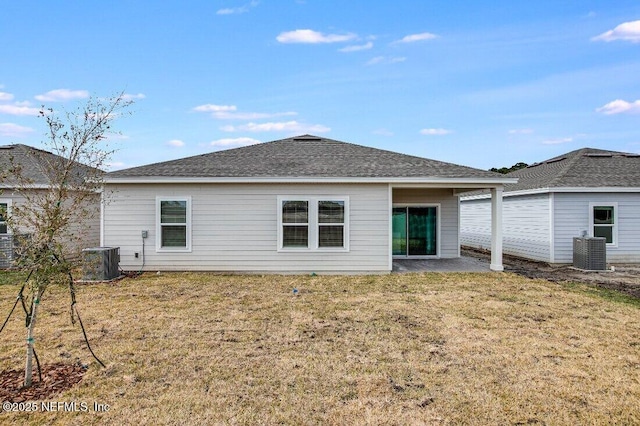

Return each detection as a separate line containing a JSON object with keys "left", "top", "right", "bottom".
{"left": 462, "top": 191, "right": 640, "bottom": 264}
{"left": 1, "top": 191, "right": 100, "bottom": 254}
{"left": 104, "top": 183, "right": 388, "bottom": 273}
{"left": 554, "top": 194, "right": 639, "bottom": 263}
{"left": 460, "top": 194, "right": 552, "bottom": 262}
{"left": 392, "top": 188, "right": 458, "bottom": 258}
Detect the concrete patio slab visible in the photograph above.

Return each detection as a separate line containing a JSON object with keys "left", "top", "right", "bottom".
{"left": 392, "top": 255, "right": 491, "bottom": 273}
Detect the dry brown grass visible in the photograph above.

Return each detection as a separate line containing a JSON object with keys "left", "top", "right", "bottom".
{"left": 0, "top": 272, "right": 638, "bottom": 425}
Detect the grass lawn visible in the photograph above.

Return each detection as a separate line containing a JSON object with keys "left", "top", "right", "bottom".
{"left": 0, "top": 272, "right": 638, "bottom": 425}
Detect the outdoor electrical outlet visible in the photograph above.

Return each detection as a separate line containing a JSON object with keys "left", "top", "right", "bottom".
{"left": 135, "top": 252, "right": 139, "bottom": 259}
{"left": 141, "top": 230, "right": 148, "bottom": 239}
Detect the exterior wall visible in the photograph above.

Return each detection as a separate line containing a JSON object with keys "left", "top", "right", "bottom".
{"left": 460, "top": 194, "right": 552, "bottom": 262}
{"left": 103, "top": 183, "right": 390, "bottom": 273}
{"left": 392, "top": 188, "right": 460, "bottom": 258}
{"left": 553, "top": 192, "right": 640, "bottom": 263}
{"left": 0, "top": 189, "right": 100, "bottom": 263}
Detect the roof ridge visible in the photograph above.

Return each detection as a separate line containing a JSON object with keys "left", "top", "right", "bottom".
{"left": 544, "top": 148, "right": 588, "bottom": 187}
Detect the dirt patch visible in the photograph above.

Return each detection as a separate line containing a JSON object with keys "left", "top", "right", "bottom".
{"left": 463, "top": 247, "right": 640, "bottom": 298}
{"left": 0, "top": 362, "right": 86, "bottom": 403}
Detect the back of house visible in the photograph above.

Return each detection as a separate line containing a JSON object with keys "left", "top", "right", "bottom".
{"left": 102, "top": 135, "right": 515, "bottom": 273}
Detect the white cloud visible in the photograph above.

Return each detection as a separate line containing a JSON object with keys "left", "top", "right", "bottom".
{"left": 193, "top": 104, "right": 297, "bottom": 120}
{"left": 122, "top": 93, "right": 146, "bottom": 100}
{"left": 592, "top": 20, "right": 640, "bottom": 43}
{"left": 35, "top": 89, "right": 89, "bottom": 102}
{"left": 193, "top": 104, "right": 237, "bottom": 112}
{"left": 372, "top": 128, "right": 393, "bottom": 136}
{"left": 396, "top": 32, "right": 438, "bottom": 43}
{"left": 166, "top": 139, "right": 185, "bottom": 147}
{"left": 420, "top": 128, "right": 452, "bottom": 135}
{"left": 212, "top": 111, "right": 297, "bottom": 120}
{"left": 210, "top": 137, "right": 261, "bottom": 147}
{"left": 0, "top": 122, "right": 34, "bottom": 137}
{"left": 217, "top": 0, "right": 258, "bottom": 15}
{"left": 276, "top": 29, "right": 357, "bottom": 44}
{"left": 508, "top": 128, "right": 534, "bottom": 134}
{"left": 541, "top": 137, "right": 573, "bottom": 145}
{"left": 366, "top": 56, "right": 406, "bottom": 65}
{"left": 596, "top": 99, "right": 640, "bottom": 115}
{"left": 0, "top": 104, "right": 40, "bottom": 116}
{"left": 0, "top": 92, "right": 14, "bottom": 101}
{"left": 221, "top": 120, "right": 330, "bottom": 133}
{"left": 339, "top": 41, "right": 373, "bottom": 52}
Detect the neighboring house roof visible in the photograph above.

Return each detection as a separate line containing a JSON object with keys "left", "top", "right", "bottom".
{"left": 0, "top": 143, "right": 100, "bottom": 188}
{"left": 505, "top": 147, "right": 640, "bottom": 193}
{"left": 105, "top": 135, "right": 511, "bottom": 184}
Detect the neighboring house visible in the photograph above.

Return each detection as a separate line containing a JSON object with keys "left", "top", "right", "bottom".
{"left": 102, "top": 135, "right": 515, "bottom": 273}
{"left": 0, "top": 144, "right": 101, "bottom": 267}
{"left": 460, "top": 147, "right": 640, "bottom": 264}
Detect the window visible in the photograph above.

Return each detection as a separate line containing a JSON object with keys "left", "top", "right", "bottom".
{"left": 0, "top": 202, "right": 8, "bottom": 234}
{"left": 318, "top": 200, "right": 344, "bottom": 247}
{"left": 0, "top": 200, "right": 11, "bottom": 234}
{"left": 590, "top": 203, "right": 617, "bottom": 246}
{"left": 278, "top": 197, "right": 349, "bottom": 251}
{"left": 156, "top": 197, "right": 191, "bottom": 251}
{"left": 282, "top": 201, "right": 309, "bottom": 247}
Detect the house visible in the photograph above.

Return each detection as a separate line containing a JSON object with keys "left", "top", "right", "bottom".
{"left": 460, "top": 147, "right": 640, "bottom": 264}
{"left": 0, "top": 144, "right": 101, "bottom": 267}
{"left": 101, "top": 135, "right": 516, "bottom": 273}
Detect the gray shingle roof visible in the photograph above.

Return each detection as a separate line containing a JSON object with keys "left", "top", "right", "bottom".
{"left": 106, "top": 135, "right": 506, "bottom": 180}
{"left": 0, "top": 144, "right": 100, "bottom": 187}
{"left": 505, "top": 147, "right": 640, "bottom": 192}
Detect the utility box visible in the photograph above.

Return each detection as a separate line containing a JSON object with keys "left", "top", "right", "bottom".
{"left": 573, "top": 237, "right": 606, "bottom": 270}
{"left": 82, "top": 247, "right": 120, "bottom": 281}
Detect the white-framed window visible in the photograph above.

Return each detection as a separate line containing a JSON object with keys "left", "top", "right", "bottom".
{"left": 277, "top": 196, "right": 349, "bottom": 251}
{"left": 0, "top": 199, "right": 11, "bottom": 234}
{"left": 156, "top": 196, "right": 192, "bottom": 252}
{"left": 282, "top": 200, "right": 309, "bottom": 248}
{"left": 318, "top": 200, "right": 345, "bottom": 248}
{"left": 589, "top": 202, "right": 617, "bottom": 246}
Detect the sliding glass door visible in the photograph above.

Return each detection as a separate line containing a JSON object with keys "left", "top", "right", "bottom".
{"left": 392, "top": 206, "right": 437, "bottom": 256}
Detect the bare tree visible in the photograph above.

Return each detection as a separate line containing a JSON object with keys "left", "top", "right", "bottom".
{"left": 0, "top": 93, "right": 132, "bottom": 387}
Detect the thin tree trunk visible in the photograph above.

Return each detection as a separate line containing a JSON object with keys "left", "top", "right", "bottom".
{"left": 24, "top": 288, "right": 43, "bottom": 387}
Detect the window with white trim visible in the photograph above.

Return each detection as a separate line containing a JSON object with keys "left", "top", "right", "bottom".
{"left": 282, "top": 200, "right": 309, "bottom": 247}
{"left": 0, "top": 201, "right": 9, "bottom": 234}
{"left": 318, "top": 200, "right": 345, "bottom": 247}
{"left": 590, "top": 203, "right": 617, "bottom": 246}
{"left": 156, "top": 197, "right": 191, "bottom": 251}
{"left": 278, "top": 196, "right": 349, "bottom": 251}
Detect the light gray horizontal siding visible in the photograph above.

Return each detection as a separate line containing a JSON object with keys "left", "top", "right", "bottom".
{"left": 2, "top": 190, "right": 100, "bottom": 256}
{"left": 392, "top": 188, "right": 460, "bottom": 258}
{"left": 460, "top": 194, "right": 552, "bottom": 262}
{"left": 553, "top": 193, "right": 640, "bottom": 263}
{"left": 103, "top": 183, "right": 390, "bottom": 272}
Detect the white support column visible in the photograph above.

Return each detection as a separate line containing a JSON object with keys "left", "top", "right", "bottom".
{"left": 490, "top": 187, "right": 504, "bottom": 272}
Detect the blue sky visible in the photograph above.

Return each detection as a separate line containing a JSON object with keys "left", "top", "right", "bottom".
{"left": 1, "top": 1, "right": 639, "bottom": 171}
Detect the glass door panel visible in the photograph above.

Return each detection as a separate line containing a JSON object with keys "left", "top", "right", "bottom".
{"left": 408, "top": 207, "right": 437, "bottom": 256}
{"left": 393, "top": 206, "right": 437, "bottom": 256}
{"left": 392, "top": 207, "right": 407, "bottom": 255}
